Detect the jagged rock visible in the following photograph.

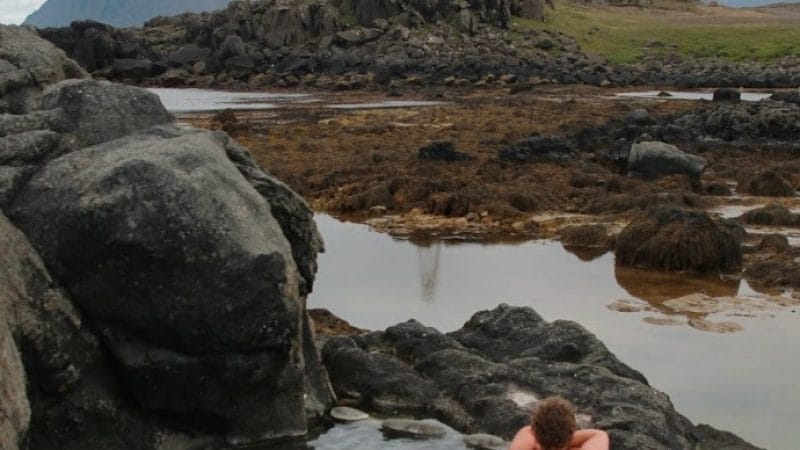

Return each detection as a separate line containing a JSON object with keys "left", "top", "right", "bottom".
{"left": 330, "top": 406, "right": 369, "bottom": 422}
{"left": 628, "top": 141, "right": 707, "bottom": 179}
{"left": 322, "top": 336, "right": 440, "bottom": 414}
{"left": 323, "top": 304, "right": 752, "bottom": 449}
{"left": 615, "top": 207, "right": 742, "bottom": 273}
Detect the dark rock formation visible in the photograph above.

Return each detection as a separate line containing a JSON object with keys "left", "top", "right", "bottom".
{"left": 496, "top": 136, "right": 577, "bottom": 163}
{"left": 1, "top": 24, "right": 333, "bottom": 448}
{"left": 615, "top": 207, "right": 742, "bottom": 273}
{"left": 712, "top": 87, "right": 741, "bottom": 102}
{"left": 627, "top": 141, "right": 707, "bottom": 179}
{"left": 322, "top": 304, "right": 758, "bottom": 450}
{"left": 418, "top": 141, "right": 471, "bottom": 161}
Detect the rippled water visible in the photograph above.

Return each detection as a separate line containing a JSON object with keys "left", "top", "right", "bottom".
{"left": 148, "top": 88, "right": 314, "bottom": 112}
{"left": 310, "top": 215, "right": 799, "bottom": 450}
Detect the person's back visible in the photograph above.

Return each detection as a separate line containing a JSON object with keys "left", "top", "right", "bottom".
{"left": 508, "top": 397, "right": 609, "bottom": 450}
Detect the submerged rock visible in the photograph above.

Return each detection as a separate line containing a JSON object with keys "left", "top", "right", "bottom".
{"left": 463, "top": 433, "right": 507, "bottom": 449}
{"left": 381, "top": 418, "right": 447, "bottom": 439}
{"left": 615, "top": 207, "right": 742, "bottom": 273}
{"left": 712, "top": 88, "right": 741, "bottom": 103}
{"left": 330, "top": 406, "right": 369, "bottom": 422}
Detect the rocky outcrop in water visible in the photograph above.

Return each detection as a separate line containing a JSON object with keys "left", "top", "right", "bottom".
{"left": 321, "top": 304, "right": 761, "bottom": 450}
{"left": 0, "top": 24, "right": 333, "bottom": 448}
{"left": 615, "top": 207, "right": 742, "bottom": 273}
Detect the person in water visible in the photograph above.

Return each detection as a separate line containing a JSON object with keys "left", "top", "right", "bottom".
{"left": 509, "top": 397, "right": 609, "bottom": 450}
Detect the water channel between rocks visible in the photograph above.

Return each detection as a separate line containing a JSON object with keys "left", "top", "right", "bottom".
{"left": 310, "top": 215, "right": 798, "bottom": 450}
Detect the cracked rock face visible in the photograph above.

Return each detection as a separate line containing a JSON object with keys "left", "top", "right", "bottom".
{"left": 1, "top": 24, "right": 332, "bottom": 448}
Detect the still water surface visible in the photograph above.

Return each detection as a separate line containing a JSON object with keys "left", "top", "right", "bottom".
{"left": 310, "top": 215, "right": 798, "bottom": 450}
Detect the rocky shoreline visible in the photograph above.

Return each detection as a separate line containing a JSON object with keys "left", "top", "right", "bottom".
{"left": 0, "top": 21, "right": 783, "bottom": 450}
{"left": 34, "top": 1, "right": 800, "bottom": 90}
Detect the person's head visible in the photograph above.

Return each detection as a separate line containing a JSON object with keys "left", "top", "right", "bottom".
{"left": 531, "top": 396, "right": 577, "bottom": 450}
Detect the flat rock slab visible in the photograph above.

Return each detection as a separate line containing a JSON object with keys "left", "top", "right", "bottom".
{"left": 463, "top": 433, "right": 507, "bottom": 450}
{"left": 381, "top": 418, "right": 447, "bottom": 439}
{"left": 330, "top": 406, "right": 369, "bottom": 422}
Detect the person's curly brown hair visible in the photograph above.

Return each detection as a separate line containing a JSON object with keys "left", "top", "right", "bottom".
{"left": 531, "top": 396, "right": 577, "bottom": 450}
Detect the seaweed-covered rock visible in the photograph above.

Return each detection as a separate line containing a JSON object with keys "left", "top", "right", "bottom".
{"left": 738, "top": 204, "right": 800, "bottom": 227}
{"left": 496, "top": 136, "right": 577, "bottom": 164}
{"left": 418, "top": 141, "right": 471, "bottom": 161}
{"left": 742, "top": 170, "right": 796, "bottom": 197}
{"left": 615, "top": 207, "right": 742, "bottom": 272}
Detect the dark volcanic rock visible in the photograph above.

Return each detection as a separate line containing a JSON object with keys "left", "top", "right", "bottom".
{"left": 627, "top": 141, "right": 707, "bottom": 179}
{"left": 323, "top": 304, "right": 755, "bottom": 449}
{"left": 615, "top": 207, "right": 742, "bottom": 273}
{"left": 496, "top": 136, "right": 578, "bottom": 163}
{"left": 322, "top": 336, "right": 440, "bottom": 414}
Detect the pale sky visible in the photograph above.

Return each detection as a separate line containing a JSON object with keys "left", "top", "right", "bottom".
{"left": 0, "top": 0, "right": 47, "bottom": 25}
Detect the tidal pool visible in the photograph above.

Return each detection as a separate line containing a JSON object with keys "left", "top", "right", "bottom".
{"left": 147, "top": 88, "right": 314, "bottom": 112}
{"left": 615, "top": 90, "right": 773, "bottom": 101}
{"left": 310, "top": 215, "right": 798, "bottom": 450}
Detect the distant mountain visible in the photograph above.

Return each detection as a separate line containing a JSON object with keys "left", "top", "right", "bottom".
{"left": 24, "top": 0, "right": 233, "bottom": 28}
{"left": 717, "top": 0, "right": 800, "bottom": 6}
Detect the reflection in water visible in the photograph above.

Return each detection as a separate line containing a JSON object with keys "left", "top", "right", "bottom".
{"left": 562, "top": 244, "right": 607, "bottom": 262}
{"left": 614, "top": 265, "right": 740, "bottom": 305}
{"left": 417, "top": 242, "right": 442, "bottom": 301}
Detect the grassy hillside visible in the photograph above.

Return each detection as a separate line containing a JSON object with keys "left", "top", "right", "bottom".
{"left": 513, "top": 0, "right": 800, "bottom": 63}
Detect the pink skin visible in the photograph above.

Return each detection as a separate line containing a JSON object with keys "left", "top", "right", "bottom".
{"left": 509, "top": 426, "right": 610, "bottom": 450}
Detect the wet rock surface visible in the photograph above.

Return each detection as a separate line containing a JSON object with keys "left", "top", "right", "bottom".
{"left": 321, "top": 304, "right": 759, "bottom": 450}
{"left": 0, "top": 24, "right": 332, "bottom": 448}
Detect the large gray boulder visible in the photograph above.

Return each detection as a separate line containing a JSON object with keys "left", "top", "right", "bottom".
{"left": 628, "top": 141, "right": 707, "bottom": 179}
{"left": 0, "top": 25, "right": 87, "bottom": 114}
{"left": 9, "top": 124, "right": 327, "bottom": 444}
